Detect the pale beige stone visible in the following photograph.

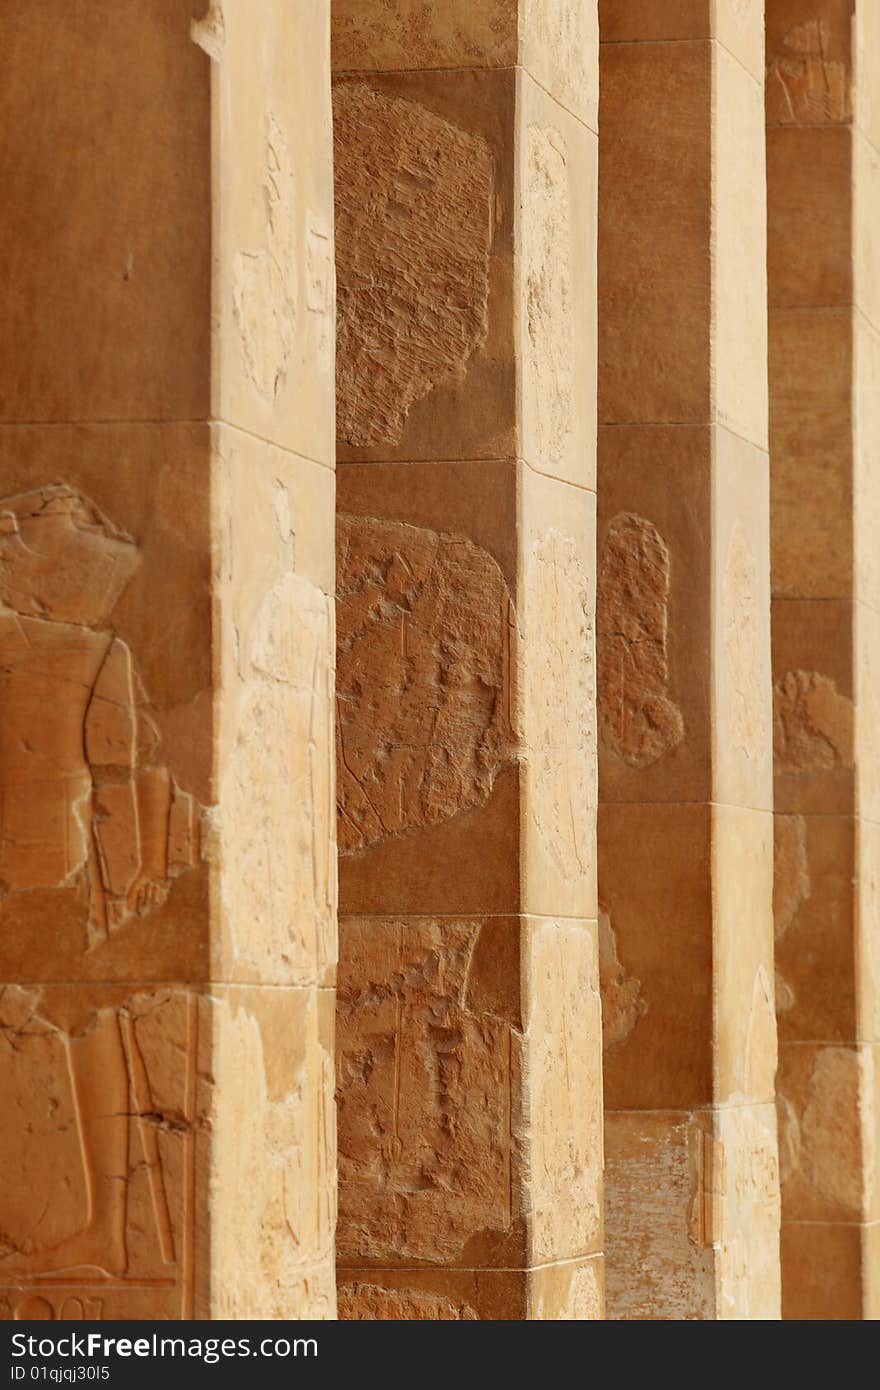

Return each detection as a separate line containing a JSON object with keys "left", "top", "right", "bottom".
{"left": 713, "top": 41, "right": 769, "bottom": 449}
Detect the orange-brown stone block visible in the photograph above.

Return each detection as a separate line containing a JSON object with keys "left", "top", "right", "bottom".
{"left": 767, "top": 0, "right": 880, "bottom": 1320}
{"left": 598, "top": 1, "right": 779, "bottom": 1319}
{"left": 333, "top": 5, "right": 602, "bottom": 1319}
{"left": 0, "top": 1, "right": 337, "bottom": 1319}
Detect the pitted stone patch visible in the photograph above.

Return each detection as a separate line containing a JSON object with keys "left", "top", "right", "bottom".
{"left": 597, "top": 513, "right": 684, "bottom": 766}
{"left": 336, "top": 514, "right": 516, "bottom": 855}
{"left": 773, "top": 670, "right": 854, "bottom": 773}
{"left": 334, "top": 83, "right": 493, "bottom": 447}
{"left": 338, "top": 1283, "right": 477, "bottom": 1320}
{"left": 336, "top": 918, "right": 515, "bottom": 1264}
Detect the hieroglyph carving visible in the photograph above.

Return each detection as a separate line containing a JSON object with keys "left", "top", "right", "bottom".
{"left": 336, "top": 918, "right": 514, "bottom": 1264}
{"left": 0, "top": 486, "right": 201, "bottom": 945}
{"left": 766, "top": 19, "right": 851, "bottom": 124}
{"left": 597, "top": 513, "right": 684, "bottom": 766}
{"left": 233, "top": 113, "right": 297, "bottom": 401}
{"left": 773, "top": 670, "right": 854, "bottom": 772}
{"left": 0, "top": 986, "right": 199, "bottom": 1310}
{"left": 334, "top": 84, "right": 493, "bottom": 447}
{"left": 336, "top": 514, "right": 516, "bottom": 854}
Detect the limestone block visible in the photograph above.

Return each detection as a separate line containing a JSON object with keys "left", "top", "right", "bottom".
{"left": 712, "top": 428, "right": 773, "bottom": 813}
{"left": 599, "top": 40, "right": 712, "bottom": 425}
{"left": 604, "top": 1111, "right": 716, "bottom": 1320}
{"left": 334, "top": 69, "right": 516, "bottom": 465}
{"left": 777, "top": 1043, "right": 877, "bottom": 1223}
{"left": 0, "top": 2, "right": 210, "bottom": 422}
{"left": 712, "top": 805, "right": 776, "bottom": 1106}
{"left": 713, "top": 40, "right": 768, "bottom": 449}
{"left": 332, "top": 1, "right": 518, "bottom": 75}
{"left": 601, "top": 0, "right": 764, "bottom": 79}
{"left": 774, "top": 814, "right": 856, "bottom": 1041}
{"left": 781, "top": 1222, "right": 864, "bottom": 1320}
{"left": 765, "top": 0, "right": 853, "bottom": 126}
{"left": 857, "top": 820, "right": 880, "bottom": 1046}
{"left": 854, "top": 317, "right": 880, "bottom": 613}
{"left": 713, "top": 1102, "right": 781, "bottom": 1320}
{"left": 0, "top": 433, "right": 212, "bottom": 987}
{"left": 214, "top": 0, "right": 335, "bottom": 463}
{"left": 336, "top": 460, "right": 596, "bottom": 921}
{"left": 333, "top": 0, "right": 598, "bottom": 129}
{"left": 213, "top": 427, "right": 336, "bottom": 988}
{"left": 210, "top": 986, "right": 336, "bottom": 1318}
{"left": 855, "top": 0, "right": 880, "bottom": 151}
{"left": 0, "top": 981, "right": 215, "bottom": 1320}
{"left": 0, "top": 0, "right": 337, "bottom": 1323}
{"left": 518, "top": 467, "right": 597, "bottom": 920}
{"left": 605, "top": 1105, "right": 779, "bottom": 1321}
{"left": 855, "top": 598, "right": 880, "bottom": 826}
{"left": 337, "top": 916, "right": 524, "bottom": 1268}
{"left": 767, "top": 127, "right": 853, "bottom": 308}
{"left": 598, "top": 425, "right": 711, "bottom": 806}
{"left": 600, "top": 803, "right": 713, "bottom": 1111}
{"left": 517, "top": 75, "right": 598, "bottom": 489}
{"left": 772, "top": 597, "right": 855, "bottom": 816}
{"left": 769, "top": 309, "right": 853, "bottom": 599}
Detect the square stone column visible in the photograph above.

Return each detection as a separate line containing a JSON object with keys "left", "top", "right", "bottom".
{"left": 766, "top": 0, "right": 880, "bottom": 1321}
{"left": 332, "top": 1, "right": 603, "bottom": 1321}
{"left": 0, "top": 1, "right": 336, "bottom": 1319}
{"left": 598, "top": 0, "right": 780, "bottom": 1319}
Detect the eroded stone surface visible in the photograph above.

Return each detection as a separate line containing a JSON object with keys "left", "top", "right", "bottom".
{"left": 800, "top": 1047, "right": 869, "bottom": 1215}
{"left": 597, "top": 512, "right": 684, "bottom": 766}
{"left": 334, "top": 83, "right": 493, "bottom": 448}
{"left": 336, "top": 918, "right": 517, "bottom": 1265}
{"left": 0, "top": 486, "right": 202, "bottom": 948}
{"left": 773, "top": 814, "right": 810, "bottom": 940}
{"left": 523, "top": 920, "right": 602, "bottom": 1264}
{"left": 336, "top": 514, "right": 516, "bottom": 855}
{"left": 222, "top": 571, "right": 335, "bottom": 980}
{"left": 232, "top": 113, "right": 297, "bottom": 402}
{"left": 766, "top": 19, "right": 851, "bottom": 125}
{"left": 211, "top": 990, "right": 335, "bottom": 1319}
{"left": 598, "top": 907, "right": 646, "bottom": 1049}
{"left": 0, "top": 984, "right": 203, "bottom": 1318}
{"left": 525, "top": 531, "right": 594, "bottom": 882}
{"left": 773, "top": 669, "right": 854, "bottom": 772}
{"left": 337, "top": 1283, "right": 477, "bottom": 1320}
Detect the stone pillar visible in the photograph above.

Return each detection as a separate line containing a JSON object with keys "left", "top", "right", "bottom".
{"left": 0, "top": 1, "right": 336, "bottom": 1320}
{"left": 332, "top": 2, "right": 602, "bottom": 1321}
{"left": 597, "top": 1, "right": 780, "bottom": 1319}
{"left": 766, "top": 0, "right": 880, "bottom": 1320}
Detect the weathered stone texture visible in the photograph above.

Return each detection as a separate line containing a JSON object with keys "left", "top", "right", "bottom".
{"left": 334, "top": 84, "right": 493, "bottom": 449}
{"left": 0, "top": 0, "right": 336, "bottom": 1321}
{"left": 333, "top": 7, "right": 600, "bottom": 1319}
{"left": 336, "top": 514, "right": 516, "bottom": 855}
{"left": 597, "top": 512, "right": 684, "bottom": 767}
{"left": 599, "top": 1, "right": 777, "bottom": 1320}
{"left": 768, "top": 0, "right": 880, "bottom": 1320}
